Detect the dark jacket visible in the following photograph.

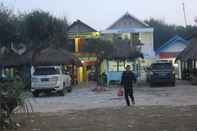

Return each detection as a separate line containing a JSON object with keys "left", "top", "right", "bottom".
{"left": 121, "top": 71, "right": 136, "bottom": 88}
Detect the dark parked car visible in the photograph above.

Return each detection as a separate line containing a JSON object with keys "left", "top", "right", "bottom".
{"left": 146, "top": 62, "right": 175, "bottom": 86}
{"left": 88, "top": 71, "right": 97, "bottom": 81}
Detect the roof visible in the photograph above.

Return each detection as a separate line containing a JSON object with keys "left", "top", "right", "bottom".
{"left": 80, "top": 39, "right": 143, "bottom": 60}
{"left": 108, "top": 39, "right": 143, "bottom": 60}
{"left": 32, "top": 47, "right": 82, "bottom": 66}
{"left": 67, "top": 19, "right": 97, "bottom": 33}
{"left": 155, "top": 35, "right": 188, "bottom": 54}
{"left": 102, "top": 12, "right": 153, "bottom": 34}
{"left": 0, "top": 47, "right": 26, "bottom": 67}
{"left": 107, "top": 12, "right": 150, "bottom": 30}
{"left": 176, "top": 37, "right": 197, "bottom": 61}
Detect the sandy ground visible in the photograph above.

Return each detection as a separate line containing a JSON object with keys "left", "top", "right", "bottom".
{"left": 4, "top": 80, "right": 197, "bottom": 131}
{"left": 26, "top": 80, "right": 197, "bottom": 112}
{"left": 10, "top": 105, "right": 197, "bottom": 131}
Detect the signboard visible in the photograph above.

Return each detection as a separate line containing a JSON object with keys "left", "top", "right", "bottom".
{"left": 68, "top": 32, "right": 100, "bottom": 39}
{"left": 79, "top": 56, "right": 97, "bottom": 65}
{"left": 159, "top": 52, "right": 180, "bottom": 59}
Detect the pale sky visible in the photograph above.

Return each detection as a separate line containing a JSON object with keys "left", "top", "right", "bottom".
{"left": 1, "top": 0, "right": 197, "bottom": 30}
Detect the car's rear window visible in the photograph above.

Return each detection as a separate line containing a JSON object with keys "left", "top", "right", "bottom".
{"left": 34, "top": 67, "right": 60, "bottom": 75}
{"left": 151, "top": 63, "right": 172, "bottom": 70}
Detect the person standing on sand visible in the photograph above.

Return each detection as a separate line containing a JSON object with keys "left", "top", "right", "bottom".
{"left": 121, "top": 65, "right": 136, "bottom": 106}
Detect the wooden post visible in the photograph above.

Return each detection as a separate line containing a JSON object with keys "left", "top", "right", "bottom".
{"left": 74, "top": 38, "right": 80, "bottom": 53}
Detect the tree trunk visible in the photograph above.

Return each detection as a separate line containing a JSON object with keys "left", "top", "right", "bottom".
{"left": 96, "top": 55, "right": 103, "bottom": 85}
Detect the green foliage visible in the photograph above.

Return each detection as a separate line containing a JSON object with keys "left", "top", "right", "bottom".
{"left": 0, "top": 78, "right": 24, "bottom": 103}
{"left": 0, "top": 4, "right": 17, "bottom": 47}
{"left": 0, "top": 77, "right": 25, "bottom": 129}
{"left": 23, "top": 10, "right": 68, "bottom": 49}
{"left": 0, "top": 3, "right": 68, "bottom": 50}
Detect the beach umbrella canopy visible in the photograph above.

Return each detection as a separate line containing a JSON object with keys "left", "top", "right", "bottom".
{"left": 31, "top": 47, "right": 82, "bottom": 66}
{"left": 176, "top": 38, "right": 197, "bottom": 61}
{"left": 108, "top": 41, "right": 143, "bottom": 60}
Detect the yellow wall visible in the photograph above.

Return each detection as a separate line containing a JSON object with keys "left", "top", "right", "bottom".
{"left": 77, "top": 67, "right": 83, "bottom": 83}
{"left": 74, "top": 38, "right": 80, "bottom": 52}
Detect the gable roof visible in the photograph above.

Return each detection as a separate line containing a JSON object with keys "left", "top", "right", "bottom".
{"left": 67, "top": 19, "right": 97, "bottom": 33}
{"left": 155, "top": 35, "right": 188, "bottom": 54}
{"left": 107, "top": 12, "right": 149, "bottom": 30}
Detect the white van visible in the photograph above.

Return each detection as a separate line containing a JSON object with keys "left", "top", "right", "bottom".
{"left": 31, "top": 66, "right": 72, "bottom": 97}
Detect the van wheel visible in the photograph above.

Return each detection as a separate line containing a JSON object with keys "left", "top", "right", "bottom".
{"left": 171, "top": 82, "right": 175, "bottom": 87}
{"left": 150, "top": 82, "right": 154, "bottom": 87}
{"left": 67, "top": 87, "right": 72, "bottom": 93}
{"left": 58, "top": 90, "right": 64, "bottom": 96}
{"left": 32, "top": 91, "right": 39, "bottom": 97}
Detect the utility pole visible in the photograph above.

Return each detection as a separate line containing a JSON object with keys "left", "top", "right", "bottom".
{"left": 182, "top": 2, "right": 188, "bottom": 27}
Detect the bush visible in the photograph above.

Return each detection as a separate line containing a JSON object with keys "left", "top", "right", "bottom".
{"left": 0, "top": 77, "right": 24, "bottom": 129}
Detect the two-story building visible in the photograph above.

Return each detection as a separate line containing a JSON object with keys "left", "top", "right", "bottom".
{"left": 101, "top": 13, "right": 155, "bottom": 81}
{"left": 67, "top": 20, "right": 100, "bottom": 83}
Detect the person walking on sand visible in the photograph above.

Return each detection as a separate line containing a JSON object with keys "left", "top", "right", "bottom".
{"left": 121, "top": 65, "right": 136, "bottom": 106}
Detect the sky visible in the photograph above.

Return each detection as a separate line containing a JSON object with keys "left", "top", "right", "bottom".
{"left": 1, "top": 0, "right": 197, "bottom": 30}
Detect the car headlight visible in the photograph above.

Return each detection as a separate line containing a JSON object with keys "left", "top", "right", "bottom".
{"left": 50, "top": 76, "right": 58, "bottom": 82}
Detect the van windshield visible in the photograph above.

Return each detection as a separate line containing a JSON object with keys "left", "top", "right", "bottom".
{"left": 34, "top": 67, "right": 60, "bottom": 76}
{"left": 151, "top": 63, "right": 172, "bottom": 70}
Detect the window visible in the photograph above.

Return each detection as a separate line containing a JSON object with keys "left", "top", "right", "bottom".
{"left": 108, "top": 61, "right": 118, "bottom": 72}
{"left": 131, "top": 33, "right": 140, "bottom": 45}
{"left": 34, "top": 67, "right": 60, "bottom": 76}
{"left": 118, "top": 61, "right": 125, "bottom": 71}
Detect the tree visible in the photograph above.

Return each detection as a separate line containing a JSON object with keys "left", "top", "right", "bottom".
{"left": 145, "top": 18, "right": 197, "bottom": 50}
{"left": 145, "top": 18, "right": 176, "bottom": 50}
{"left": 22, "top": 10, "right": 68, "bottom": 49}
{"left": 0, "top": 4, "right": 17, "bottom": 47}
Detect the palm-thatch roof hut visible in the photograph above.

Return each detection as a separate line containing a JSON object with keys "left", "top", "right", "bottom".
{"left": 99, "top": 40, "right": 144, "bottom": 84}
{"left": 31, "top": 47, "right": 82, "bottom": 66}
{"left": 0, "top": 47, "right": 25, "bottom": 67}
{"left": 176, "top": 37, "right": 197, "bottom": 80}
{"left": 176, "top": 38, "right": 197, "bottom": 61}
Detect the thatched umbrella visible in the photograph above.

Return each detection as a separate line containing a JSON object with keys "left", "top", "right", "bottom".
{"left": 31, "top": 47, "right": 82, "bottom": 66}
{"left": 176, "top": 38, "right": 197, "bottom": 61}
{"left": 0, "top": 47, "right": 25, "bottom": 67}
{"left": 108, "top": 42, "right": 143, "bottom": 60}
{"left": 184, "top": 38, "right": 197, "bottom": 61}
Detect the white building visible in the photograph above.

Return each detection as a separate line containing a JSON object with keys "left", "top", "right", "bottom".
{"left": 100, "top": 12, "right": 155, "bottom": 82}
{"left": 101, "top": 12, "right": 155, "bottom": 60}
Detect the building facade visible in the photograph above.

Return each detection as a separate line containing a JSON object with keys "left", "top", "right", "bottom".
{"left": 67, "top": 20, "right": 99, "bottom": 83}
{"left": 101, "top": 13, "right": 155, "bottom": 59}
{"left": 155, "top": 35, "right": 188, "bottom": 79}
{"left": 101, "top": 13, "right": 155, "bottom": 81}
